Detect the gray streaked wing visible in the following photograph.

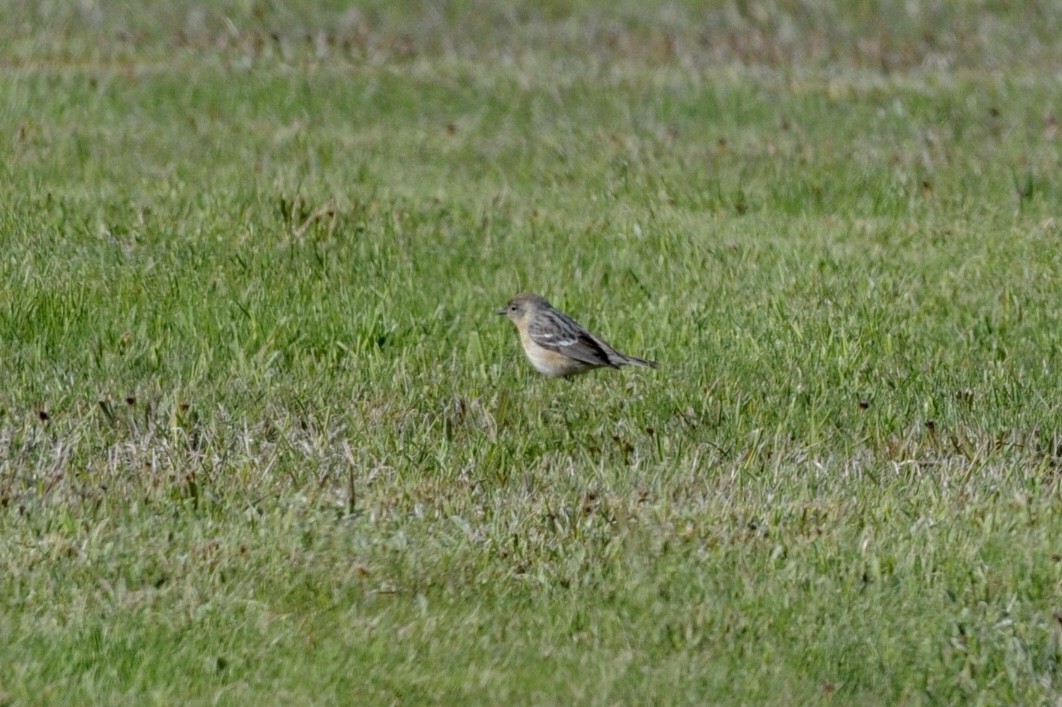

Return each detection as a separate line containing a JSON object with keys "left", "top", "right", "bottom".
{"left": 529, "top": 310, "right": 619, "bottom": 368}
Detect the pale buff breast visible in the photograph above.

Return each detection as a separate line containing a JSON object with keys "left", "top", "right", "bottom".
{"left": 518, "top": 327, "right": 591, "bottom": 377}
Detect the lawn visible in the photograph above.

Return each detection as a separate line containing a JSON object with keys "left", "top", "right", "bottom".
{"left": 1, "top": 1, "right": 1060, "bottom": 704}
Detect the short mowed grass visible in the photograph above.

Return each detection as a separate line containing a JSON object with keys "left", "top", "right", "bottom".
{"left": 1, "top": 1, "right": 1060, "bottom": 704}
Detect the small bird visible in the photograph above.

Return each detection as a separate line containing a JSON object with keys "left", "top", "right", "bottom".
{"left": 496, "top": 292, "right": 658, "bottom": 378}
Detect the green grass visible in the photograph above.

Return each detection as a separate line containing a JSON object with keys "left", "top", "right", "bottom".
{"left": 1, "top": 1, "right": 1060, "bottom": 704}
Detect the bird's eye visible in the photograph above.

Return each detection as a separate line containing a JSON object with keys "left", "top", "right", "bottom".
{"left": 510, "top": 304, "right": 517, "bottom": 312}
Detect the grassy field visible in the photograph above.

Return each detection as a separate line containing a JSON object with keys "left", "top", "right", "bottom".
{"left": 1, "top": 1, "right": 1060, "bottom": 704}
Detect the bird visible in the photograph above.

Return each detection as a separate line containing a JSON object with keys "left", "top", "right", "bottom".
{"left": 496, "top": 292, "right": 658, "bottom": 378}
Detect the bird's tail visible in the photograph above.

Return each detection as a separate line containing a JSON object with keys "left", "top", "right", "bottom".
{"left": 620, "top": 354, "right": 658, "bottom": 369}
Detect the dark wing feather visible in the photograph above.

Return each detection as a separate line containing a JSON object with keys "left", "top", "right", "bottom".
{"left": 528, "top": 310, "right": 620, "bottom": 368}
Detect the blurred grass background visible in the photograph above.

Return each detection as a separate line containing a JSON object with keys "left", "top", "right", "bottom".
{"left": 0, "top": 1, "right": 1059, "bottom": 704}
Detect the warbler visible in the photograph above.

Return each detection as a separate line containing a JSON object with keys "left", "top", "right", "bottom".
{"left": 497, "top": 292, "right": 658, "bottom": 378}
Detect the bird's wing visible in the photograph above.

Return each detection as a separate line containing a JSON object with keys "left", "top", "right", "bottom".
{"left": 529, "top": 310, "right": 620, "bottom": 368}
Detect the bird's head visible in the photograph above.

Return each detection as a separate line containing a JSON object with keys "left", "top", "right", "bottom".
{"left": 496, "top": 292, "right": 550, "bottom": 324}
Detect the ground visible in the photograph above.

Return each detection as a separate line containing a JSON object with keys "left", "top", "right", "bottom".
{"left": 0, "top": 1, "right": 1060, "bottom": 704}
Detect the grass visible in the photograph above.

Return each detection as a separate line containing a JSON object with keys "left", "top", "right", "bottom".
{"left": 1, "top": 1, "right": 1060, "bottom": 704}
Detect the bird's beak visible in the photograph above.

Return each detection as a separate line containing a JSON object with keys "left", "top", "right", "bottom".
{"left": 495, "top": 308, "right": 507, "bottom": 316}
